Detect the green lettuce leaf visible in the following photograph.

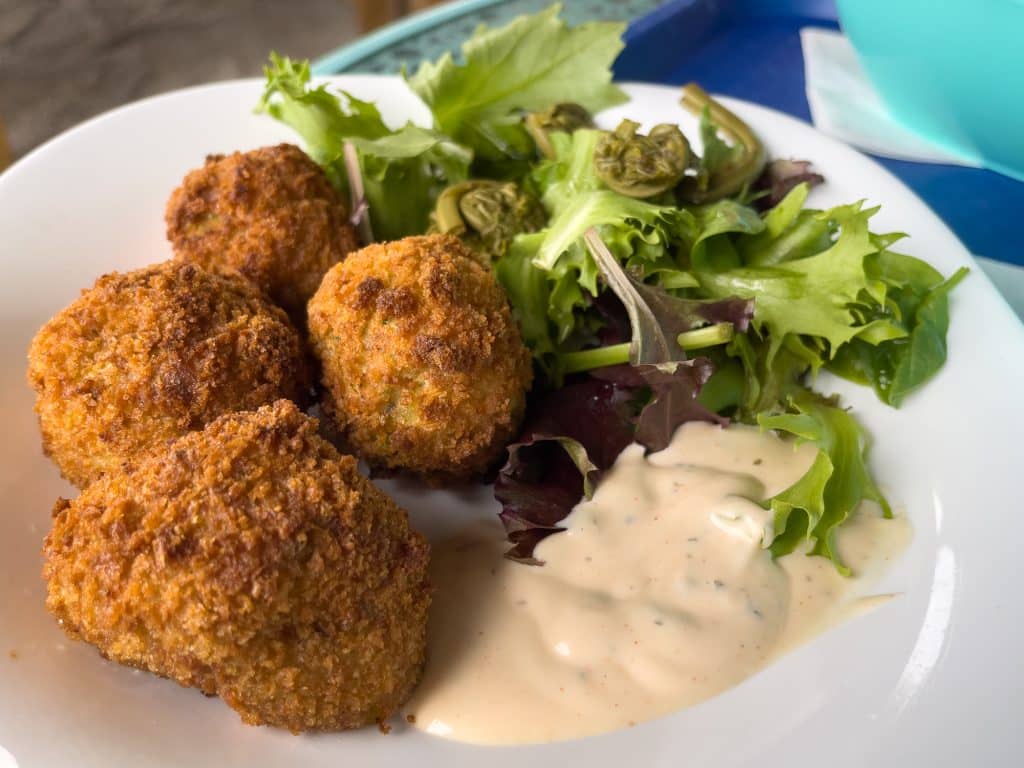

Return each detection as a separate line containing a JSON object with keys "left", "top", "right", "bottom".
{"left": 496, "top": 234, "right": 559, "bottom": 360}
{"left": 689, "top": 199, "right": 767, "bottom": 272}
{"left": 696, "top": 202, "right": 879, "bottom": 362}
{"left": 259, "top": 55, "right": 388, "bottom": 156}
{"left": 350, "top": 127, "right": 472, "bottom": 240}
{"left": 829, "top": 251, "right": 969, "bottom": 406}
{"left": 258, "top": 53, "right": 471, "bottom": 239}
{"left": 499, "top": 234, "right": 595, "bottom": 373}
{"left": 727, "top": 333, "right": 820, "bottom": 419}
{"left": 530, "top": 131, "right": 697, "bottom": 276}
{"left": 738, "top": 183, "right": 836, "bottom": 266}
{"left": 534, "top": 191, "right": 696, "bottom": 272}
{"left": 758, "top": 391, "right": 890, "bottom": 574}
{"left": 407, "top": 4, "right": 627, "bottom": 174}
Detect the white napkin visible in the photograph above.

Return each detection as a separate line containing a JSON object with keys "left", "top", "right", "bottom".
{"left": 800, "top": 27, "right": 981, "bottom": 167}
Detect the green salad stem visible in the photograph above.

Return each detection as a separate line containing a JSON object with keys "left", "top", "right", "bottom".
{"left": 561, "top": 343, "right": 631, "bottom": 373}
{"left": 561, "top": 322, "right": 735, "bottom": 373}
{"left": 677, "top": 322, "right": 736, "bottom": 350}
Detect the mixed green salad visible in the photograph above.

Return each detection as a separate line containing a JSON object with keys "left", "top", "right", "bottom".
{"left": 259, "top": 4, "right": 966, "bottom": 573}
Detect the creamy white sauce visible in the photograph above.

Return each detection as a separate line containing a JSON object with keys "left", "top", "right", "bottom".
{"left": 408, "top": 423, "right": 910, "bottom": 744}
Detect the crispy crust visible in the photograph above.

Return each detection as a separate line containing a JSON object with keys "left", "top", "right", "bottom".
{"left": 307, "top": 234, "right": 533, "bottom": 481}
{"left": 165, "top": 143, "right": 359, "bottom": 319}
{"left": 42, "top": 400, "right": 431, "bottom": 732}
{"left": 26, "top": 261, "right": 311, "bottom": 488}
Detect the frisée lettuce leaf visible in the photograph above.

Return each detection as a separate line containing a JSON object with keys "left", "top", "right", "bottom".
{"left": 758, "top": 392, "right": 891, "bottom": 574}
{"left": 695, "top": 201, "right": 881, "bottom": 363}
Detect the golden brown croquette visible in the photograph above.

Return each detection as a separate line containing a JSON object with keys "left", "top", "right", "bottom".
{"left": 27, "top": 261, "right": 310, "bottom": 488}
{"left": 42, "top": 400, "right": 431, "bottom": 732}
{"left": 165, "top": 143, "right": 359, "bottom": 319}
{"left": 307, "top": 234, "right": 533, "bottom": 481}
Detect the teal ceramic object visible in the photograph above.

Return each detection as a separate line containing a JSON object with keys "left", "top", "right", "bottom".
{"left": 837, "top": 0, "right": 1024, "bottom": 181}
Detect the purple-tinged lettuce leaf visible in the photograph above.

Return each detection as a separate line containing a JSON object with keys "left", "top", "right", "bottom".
{"left": 496, "top": 357, "right": 723, "bottom": 562}
{"left": 591, "top": 285, "right": 753, "bottom": 348}
{"left": 583, "top": 227, "right": 752, "bottom": 364}
{"left": 556, "top": 231, "right": 752, "bottom": 376}
{"left": 633, "top": 360, "right": 724, "bottom": 451}
{"left": 590, "top": 358, "right": 725, "bottom": 449}
{"left": 342, "top": 142, "right": 374, "bottom": 244}
{"left": 515, "top": 375, "right": 638, "bottom": 471}
{"left": 495, "top": 375, "right": 637, "bottom": 563}
{"left": 583, "top": 226, "right": 682, "bottom": 364}
{"left": 497, "top": 438, "right": 597, "bottom": 564}
{"left": 754, "top": 159, "right": 824, "bottom": 211}
{"left": 496, "top": 229, "right": 749, "bottom": 563}
{"left": 630, "top": 276, "right": 753, "bottom": 339}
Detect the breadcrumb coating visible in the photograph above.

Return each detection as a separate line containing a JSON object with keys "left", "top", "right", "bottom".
{"left": 307, "top": 234, "right": 533, "bottom": 481}
{"left": 42, "top": 400, "right": 431, "bottom": 732}
{"left": 165, "top": 143, "right": 359, "bottom": 319}
{"left": 27, "top": 261, "right": 310, "bottom": 488}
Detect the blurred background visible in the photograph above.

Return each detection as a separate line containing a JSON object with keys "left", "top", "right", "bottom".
{"left": 0, "top": 0, "right": 447, "bottom": 164}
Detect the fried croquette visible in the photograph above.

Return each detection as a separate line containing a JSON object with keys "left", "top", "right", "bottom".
{"left": 27, "top": 261, "right": 310, "bottom": 488}
{"left": 42, "top": 400, "right": 432, "bottom": 732}
{"left": 307, "top": 234, "right": 533, "bottom": 481}
{"left": 165, "top": 143, "right": 359, "bottom": 318}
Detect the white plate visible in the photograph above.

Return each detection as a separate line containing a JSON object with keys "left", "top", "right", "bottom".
{"left": 1, "top": 77, "right": 1022, "bottom": 768}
